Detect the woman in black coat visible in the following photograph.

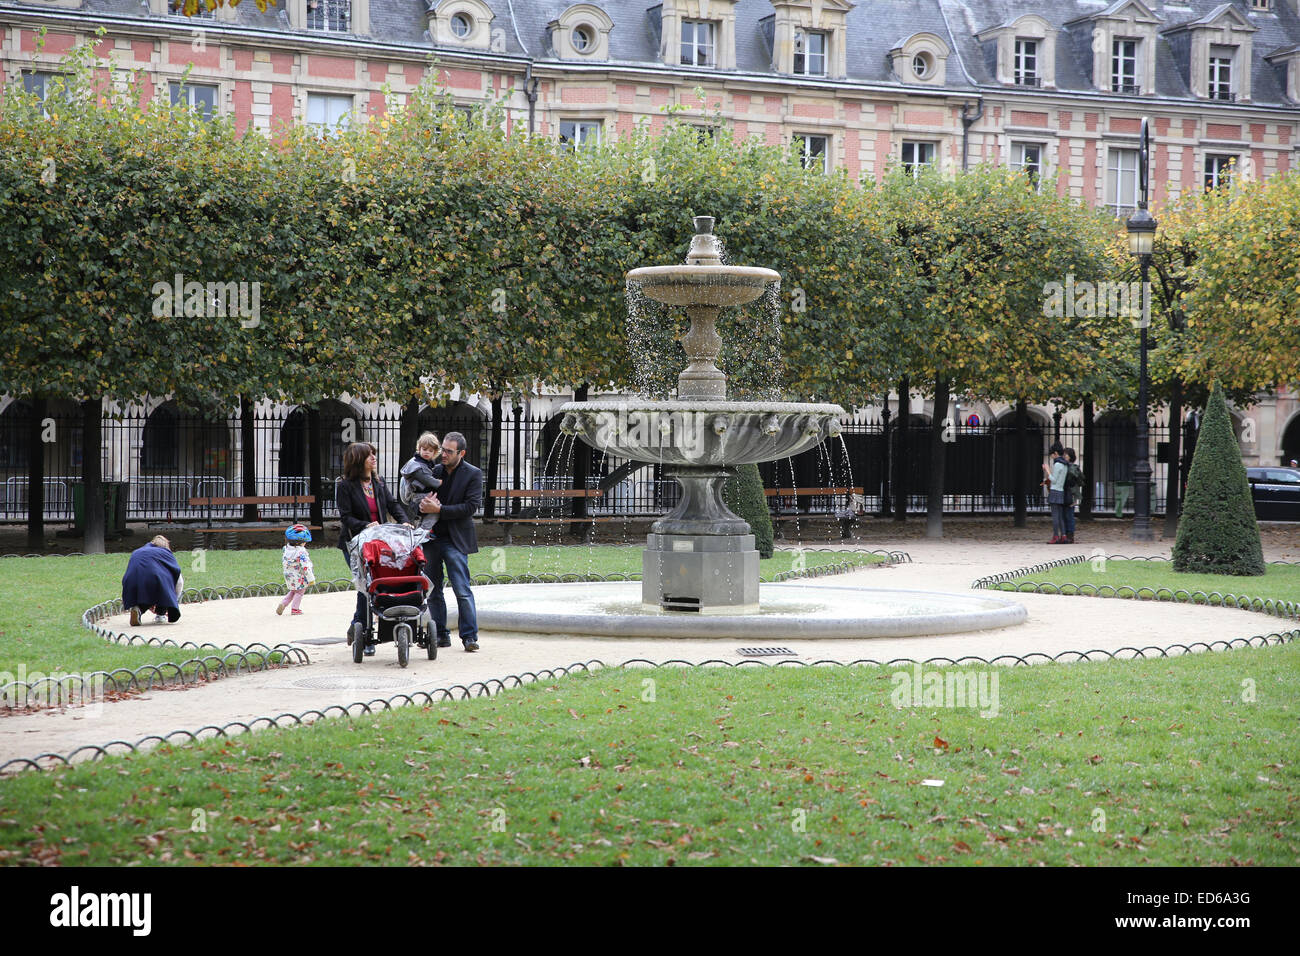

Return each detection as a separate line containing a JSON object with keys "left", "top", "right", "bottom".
{"left": 336, "top": 442, "right": 410, "bottom": 652}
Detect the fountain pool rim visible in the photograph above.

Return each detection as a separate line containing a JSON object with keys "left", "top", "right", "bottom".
{"left": 470, "top": 581, "right": 1027, "bottom": 639}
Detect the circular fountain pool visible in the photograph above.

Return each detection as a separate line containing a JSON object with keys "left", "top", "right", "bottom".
{"left": 472, "top": 582, "right": 1027, "bottom": 639}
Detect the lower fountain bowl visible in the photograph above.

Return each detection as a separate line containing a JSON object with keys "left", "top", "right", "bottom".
{"left": 558, "top": 399, "right": 847, "bottom": 466}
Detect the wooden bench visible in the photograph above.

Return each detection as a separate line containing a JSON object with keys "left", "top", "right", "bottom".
{"left": 185, "top": 495, "right": 319, "bottom": 549}
{"left": 764, "top": 486, "right": 865, "bottom": 539}
{"left": 490, "top": 489, "right": 611, "bottom": 544}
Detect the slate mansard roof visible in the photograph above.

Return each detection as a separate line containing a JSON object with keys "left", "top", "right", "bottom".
{"left": 5, "top": 0, "right": 1300, "bottom": 106}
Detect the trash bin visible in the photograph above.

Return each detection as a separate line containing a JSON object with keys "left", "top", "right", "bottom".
{"left": 1113, "top": 481, "right": 1133, "bottom": 518}
{"left": 71, "top": 482, "right": 129, "bottom": 535}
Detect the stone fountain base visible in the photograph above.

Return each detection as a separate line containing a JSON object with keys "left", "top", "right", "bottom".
{"left": 643, "top": 532, "right": 759, "bottom": 613}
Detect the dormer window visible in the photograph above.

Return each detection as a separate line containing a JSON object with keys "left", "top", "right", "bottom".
{"left": 549, "top": 5, "right": 614, "bottom": 60}
{"left": 1112, "top": 39, "right": 1140, "bottom": 93}
{"left": 307, "top": 0, "right": 351, "bottom": 33}
{"left": 890, "top": 33, "right": 950, "bottom": 85}
{"left": 794, "top": 30, "right": 827, "bottom": 76}
{"left": 1070, "top": 1, "right": 1162, "bottom": 96}
{"left": 1251, "top": 0, "right": 1271, "bottom": 11}
{"left": 977, "top": 14, "right": 1056, "bottom": 89}
{"left": 171, "top": 0, "right": 214, "bottom": 18}
{"left": 428, "top": 0, "right": 494, "bottom": 50}
{"left": 1014, "top": 39, "right": 1040, "bottom": 85}
{"left": 1209, "top": 46, "right": 1236, "bottom": 99}
{"left": 768, "top": 1, "right": 851, "bottom": 79}
{"left": 1159, "top": 3, "right": 1255, "bottom": 102}
{"left": 681, "top": 19, "right": 716, "bottom": 67}
{"left": 1265, "top": 45, "right": 1300, "bottom": 103}
{"left": 657, "top": 2, "right": 739, "bottom": 70}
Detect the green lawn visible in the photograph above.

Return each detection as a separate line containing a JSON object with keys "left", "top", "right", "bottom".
{"left": 1, "top": 649, "right": 1295, "bottom": 865}
{"left": 0, "top": 546, "right": 882, "bottom": 677}
{"left": 993, "top": 560, "right": 1300, "bottom": 606}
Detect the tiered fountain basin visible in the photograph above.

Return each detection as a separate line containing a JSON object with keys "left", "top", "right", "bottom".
{"left": 537, "top": 214, "right": 1026, "bottom": 636}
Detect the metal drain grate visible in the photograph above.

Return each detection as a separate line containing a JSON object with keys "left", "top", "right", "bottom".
{"left": 293, "top": 637, "right": 347, "bottom": 646}
{"left": 737, "top": 647, "right": 797, "bottom": 657}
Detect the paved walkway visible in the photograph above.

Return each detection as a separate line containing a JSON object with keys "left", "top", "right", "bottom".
{"left": 2, "top": 529, "right": 1296, "bottom": 767}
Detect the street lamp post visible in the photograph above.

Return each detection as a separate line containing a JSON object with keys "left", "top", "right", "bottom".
{"left": 1125, "top": 117, "right": 1157, "bottom": 542}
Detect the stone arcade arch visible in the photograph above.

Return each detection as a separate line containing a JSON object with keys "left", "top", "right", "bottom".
{"left": 418, "top": 400, "right": 489, "bottom": 470}
{"left": 991, "top": 408, "right": 1049, "bottom": 506}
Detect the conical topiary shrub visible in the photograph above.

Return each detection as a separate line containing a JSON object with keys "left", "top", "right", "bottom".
{"left": 1172, "top": 384, "right": 1264, "bottom": 575}
{"left": 723, "top": 463, "right": 774, "bottom": 559}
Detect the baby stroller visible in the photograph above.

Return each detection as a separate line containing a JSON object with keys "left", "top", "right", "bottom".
{"left": 347, "top": 525, "right": 437, "bottom": 667}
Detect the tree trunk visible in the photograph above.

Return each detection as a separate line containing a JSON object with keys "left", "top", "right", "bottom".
{"left": 893, "top": 376, "right": 909, "bottom": 522}
{"left": 26, "top": 396, "right": 46, "bottom": 552}
{"left": 879, "top": 389, "right": 892, "bottom": 518}
{"left": 1163, "top": 380, "right": 1183, "bottom": 539}
{"left": 570, "top": 384, "right": 589, "bottom": 535}
{"left": 307, "top": 405, "right": 324, "bottom": 529}
{"left": 240, "top": 395, "right": 257, "bottom": 522}
{"left": 82, "top": 397, "right": 105, "bottom": 554}
{"left": 1013, "top": 398, "right": 1027, "bottom": 529}
{"left": 485, "top": 392, "right": 503, "bottom": 521}
{"left": 1080, "top": 400, "right": 1095, "bottom": 522}
{"left": 926, "top": 376, "right": 949, "bottom": 539}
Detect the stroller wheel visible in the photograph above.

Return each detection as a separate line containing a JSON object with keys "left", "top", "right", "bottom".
{"left": 426, "top": 623, "right": 437, "bottom": 660}
{"left": 395, "top": 623, "right": 410, "bottom": 669}
{"left": 351, "top": 622, "right": 365, "bottom": 664}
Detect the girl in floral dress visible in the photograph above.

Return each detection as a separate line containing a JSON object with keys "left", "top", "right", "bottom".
{"left": 277, "top": 524, "right": 316, "bottom": 615}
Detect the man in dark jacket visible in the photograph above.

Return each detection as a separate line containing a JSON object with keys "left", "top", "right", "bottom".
{"left": 122, "top": 536, "right": 183, "bottom": 627}
{"left": 417, "top": 431, "right": 482, "bottom": 651}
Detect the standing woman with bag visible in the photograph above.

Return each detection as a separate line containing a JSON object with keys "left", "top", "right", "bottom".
{"left": 336, "top": 442, "right": 410, "bottom": 654}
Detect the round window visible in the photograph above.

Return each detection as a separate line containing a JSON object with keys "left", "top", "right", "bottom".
{"left": 912, "top": 53, "right": 931, "bottom": 79}
{"left": 450, "top": 13, "right": 473, "bottom": 38}
{"left": 572, "top": 25, "right": 594, "bottom": 53}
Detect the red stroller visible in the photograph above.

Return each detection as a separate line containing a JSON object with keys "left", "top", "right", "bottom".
{"left": 349, "top": 529, "right": 437, "bottom": 667}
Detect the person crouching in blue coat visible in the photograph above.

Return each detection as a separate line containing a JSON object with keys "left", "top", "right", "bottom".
{"left": 122, "top": 535, "right": 184, "bottom": 627}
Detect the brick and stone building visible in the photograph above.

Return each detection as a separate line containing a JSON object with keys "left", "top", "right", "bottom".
{"left": 2, "top": 0, "right": 1298, "bottom": 519}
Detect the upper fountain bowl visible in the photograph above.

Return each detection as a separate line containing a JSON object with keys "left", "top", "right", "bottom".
{"left": 628, "top": 264, "right": 781, "bottom": 308}
{"left": 628, "top": 216, "right": 778, "bottom": 309}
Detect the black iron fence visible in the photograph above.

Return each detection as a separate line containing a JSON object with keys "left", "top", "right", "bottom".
{"left": 0, "top": 397, "right": 1183, "bottom": 524}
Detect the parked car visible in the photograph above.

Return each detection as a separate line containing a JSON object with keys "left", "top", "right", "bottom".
{"left": 1246, "top": 467, "right": 1300, "bottom": 521}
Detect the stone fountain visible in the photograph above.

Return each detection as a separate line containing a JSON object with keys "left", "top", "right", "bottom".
{"left": 559, "top": 216, "right": 845, "bottom": 613}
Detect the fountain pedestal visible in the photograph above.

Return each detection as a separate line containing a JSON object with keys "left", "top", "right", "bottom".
{"left": 642, "top": 464, "right": 756, "bottom": 611}
{"left": 643, "top": 532, "right": 758, "bottom": 612}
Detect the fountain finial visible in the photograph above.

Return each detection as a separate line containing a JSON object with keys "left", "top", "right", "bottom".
{"left": 686, "top": 216, "right": 722, "bottom": 266}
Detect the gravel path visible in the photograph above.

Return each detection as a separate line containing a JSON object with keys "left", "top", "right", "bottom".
{"left": 2, "top": 531, "right": 1296, "bottom": 767}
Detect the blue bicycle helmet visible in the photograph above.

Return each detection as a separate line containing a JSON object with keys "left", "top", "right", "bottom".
{"left": 285, "top": 524, "right": 312, "bottom": 543}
